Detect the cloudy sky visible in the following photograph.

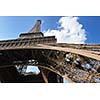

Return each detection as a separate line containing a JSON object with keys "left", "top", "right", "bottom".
{"left": 0, "top": 16, "right": 100, "bottom": 44}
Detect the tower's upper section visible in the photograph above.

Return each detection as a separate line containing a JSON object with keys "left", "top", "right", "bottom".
{"left": 28, "top": 20, "right": 41, "bottom": 33}
{"left": 19, "top": 20, "right": 44, "bottom": 39}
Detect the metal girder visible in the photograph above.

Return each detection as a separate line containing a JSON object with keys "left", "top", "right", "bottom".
{"left": 0, "top": 39, "right": 100, "bottom": 82}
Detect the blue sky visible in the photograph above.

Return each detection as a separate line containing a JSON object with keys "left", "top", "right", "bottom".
{"left": 0, "top": 16, "right": 100, "bottom": 44}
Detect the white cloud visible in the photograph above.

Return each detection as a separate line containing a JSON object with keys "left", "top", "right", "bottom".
{"left": 26, "top": 66, "right": 40, "bottom": 75}
{"left": 44, "top": 16, "right": 87, "bottom": 43}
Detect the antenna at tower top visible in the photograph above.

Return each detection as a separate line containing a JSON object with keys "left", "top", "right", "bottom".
{"left": 28, "top": 20, "right": 41, "bottom": 33}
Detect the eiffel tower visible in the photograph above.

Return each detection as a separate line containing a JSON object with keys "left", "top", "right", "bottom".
{"left": 0, "top": 20, "right": 100, "bottom": 83}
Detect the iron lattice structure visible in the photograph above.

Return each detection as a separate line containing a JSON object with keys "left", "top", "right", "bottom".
{"left": 0, "top": 20, "right": 100, "bottom": 83}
